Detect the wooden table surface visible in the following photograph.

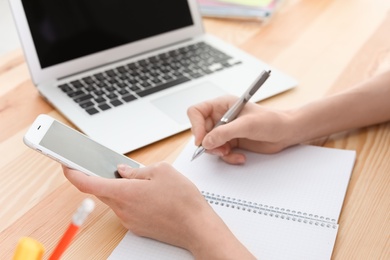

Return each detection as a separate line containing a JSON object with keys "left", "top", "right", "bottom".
{"left": 1, "top": 0, "right": 389, "bottom": 259}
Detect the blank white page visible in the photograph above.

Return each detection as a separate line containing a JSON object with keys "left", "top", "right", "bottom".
{"left": 108, "top": 231, "right": 192, "bottom": 260}
{"left": 174, "top": 140, "right": 355, "bottom": 222}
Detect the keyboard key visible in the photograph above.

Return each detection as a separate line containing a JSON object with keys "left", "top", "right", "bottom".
{"left": 162, "top": 75, "right": 173, "bottom": 81}
{"left": 86, "top": 107, "right": 99, "bottom": 115}
{"left": 126, "top": 63, "right": 138, "bottom": 70}
{"left": 129, "top": 85, "right": 141, "bottom": 92}
{"left": 140, "top": 82, "right": 151, "bottom": 88}
{"left": 98, "top": 103, "right": 111, "bottom": 111}
{"left": 82, "top": 76, "right": 95, "bottom": 84}
{"left": 106, "top": 69, "right": 117, "bottom": 77}
{"left": 58, "top": 83, "right": 73, "bottom": 93}
{"left": 94, "top": 73, "right": 106, "bottom": 81}
{"left": 105, "top": 86, "right": 117, "bottom": 92}
{"left": 117, "top": 66, "right": 127, "bottom": 73}
{"left": 71, "top": 80, "right": 83, "bottom": 88}
{"left": 110, "top": 99, "right": 123, "bottom": 107}
{"left": 67, "top": 90, "right": 85, "bottom": 98}
{"left": 118, "top": 88, "right": 130, "bottom": 95}
{"left": 93, "top": 90, "right": 105, "bottom": 97}
{"left": 122, "top": 94, "right": 137, "bottom": 102}
{"left": 189, "top": 72, "right": 203, "bottom": 79}
{"left": 79, "top": 101, "right": 94, "bottom": 109}
{"left": 137, "top": 77, "right": 190, "bottom": 97}
{"left": 106, "top": 93, "right": 118, "bottom": 100}
{"left": 151, "top": 78, "right": 162, "bottom": 85}
{"left": 74, "top": 94, "right": 93, "bottom": 104}
{"left": 117, "top": 82, "right": 127, "bottom": 88}
{"left": 94, "top": 97, "right": 106, "bottom": 104}
{"left": 84, "top": 85, "right": 96, "bottom": 92}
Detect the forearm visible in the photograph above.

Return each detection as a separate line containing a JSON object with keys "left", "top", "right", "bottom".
{"left": 289, "top": 70, "right": 390, "bottom": 144}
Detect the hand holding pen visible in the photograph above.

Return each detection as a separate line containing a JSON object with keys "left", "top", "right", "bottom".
{"left": 191, "top": 70, "right": 271, "bottom": 161}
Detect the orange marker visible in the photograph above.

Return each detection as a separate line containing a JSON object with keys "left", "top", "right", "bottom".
{"left": 49, "top": 198, "right": 95, "bottom": 260}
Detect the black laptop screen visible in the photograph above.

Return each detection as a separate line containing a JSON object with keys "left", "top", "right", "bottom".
{"left": 21, "top": 0, "right": 194, "bottom": 69}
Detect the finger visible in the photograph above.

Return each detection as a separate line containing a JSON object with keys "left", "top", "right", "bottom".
{"left": 202, "top": 117, "right": 246, "bottom": 149}
{"left": 220, "top": 152, "right": 247, "bottom": 165}
{"left": 188, "top": 96, "right": 239, "bottom": 146}
{"left": 206, "top": 142, "right": 233, "bottom": 157}
{"left": 117, "top": 164, "right": 151, "bottom": 180}
{"left": 187, "top": 102, "right": 214, "bottom": 145}
{"left": 62, "top": 166, "right": 124, "bottom": 197}
{"left": 205, "top": 144, "right": 246, "bottom": 165}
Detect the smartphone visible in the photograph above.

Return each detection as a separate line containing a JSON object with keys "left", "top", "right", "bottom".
{"left": 24, "top": 114, "right": 142, "bottom": 178}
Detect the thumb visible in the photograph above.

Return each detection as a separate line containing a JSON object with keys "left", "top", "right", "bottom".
{"left": 203, "top": 118, "right": 245, "bottom": 149}
{"left": 62, "top": 165, "right": 118, "bottom": 197}
{"left": 117, "top": 164, "right": 150, "bottom": 180}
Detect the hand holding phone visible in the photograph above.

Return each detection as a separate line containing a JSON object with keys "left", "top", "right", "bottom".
{"left": 24, "top": 114, "right": 142, "bottom": 178}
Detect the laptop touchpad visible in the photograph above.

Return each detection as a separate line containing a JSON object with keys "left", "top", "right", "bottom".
{"left": 151, "top": 82, "right": 227, "bottom": 125}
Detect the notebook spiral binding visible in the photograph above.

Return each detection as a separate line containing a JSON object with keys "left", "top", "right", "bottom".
{"left": 202, "top": 191, "right": 337, "bottom": 229}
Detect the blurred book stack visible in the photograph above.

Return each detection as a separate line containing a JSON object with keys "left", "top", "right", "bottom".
{"left": 197, "top": 0, "right": 283, "bottom": 21}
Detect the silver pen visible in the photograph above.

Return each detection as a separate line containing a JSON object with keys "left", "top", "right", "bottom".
{"left": 191, "top": 70, "right": 271, "bottom": 161}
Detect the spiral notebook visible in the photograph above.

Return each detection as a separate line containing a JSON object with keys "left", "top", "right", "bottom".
{"left": 109, "top": 141, "right": 356, "bottom": 259}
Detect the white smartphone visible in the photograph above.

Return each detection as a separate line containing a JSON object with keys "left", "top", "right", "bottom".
{"left": 24, "top": 114, "right": 142, "bottom": 178}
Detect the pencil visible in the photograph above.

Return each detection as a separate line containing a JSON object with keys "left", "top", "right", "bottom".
{"left": 49, "top": 198, "right": 95, "bottom": 260}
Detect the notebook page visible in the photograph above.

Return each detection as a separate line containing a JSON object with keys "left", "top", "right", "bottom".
{"left": 109, "top": 205, "right": 338, "bottom": 260}
{"left": 174, "top": 140, "right": 355, "bottom": 222}
{"left": 212, "top": 204, "right": 338, "bottom": 260}
{"left": 108, "top": 232, "right": 192, "bottom": 260}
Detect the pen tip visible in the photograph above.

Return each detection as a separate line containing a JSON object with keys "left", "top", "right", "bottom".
{"left": 191, "top": 146, "right": 205, "bottom": 161}
{"left": 191, "top": 153, "right": 198, "bottom": 162}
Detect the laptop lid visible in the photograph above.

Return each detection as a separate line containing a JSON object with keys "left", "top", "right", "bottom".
{"left": 9, "top": 0, "right": 204, "bottom": 85}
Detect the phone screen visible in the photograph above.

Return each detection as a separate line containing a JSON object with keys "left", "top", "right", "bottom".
{"left": 39, "top": 120, "right": 140, "bottom": 178}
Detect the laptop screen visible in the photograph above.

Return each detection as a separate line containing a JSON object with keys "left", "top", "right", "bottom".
{"left": 21, "top": 0, "right": 194, "bottom": 69}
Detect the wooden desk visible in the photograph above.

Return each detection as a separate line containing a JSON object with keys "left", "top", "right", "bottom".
{"left": 1, "top": 0, "right": 389, "bottom": 258}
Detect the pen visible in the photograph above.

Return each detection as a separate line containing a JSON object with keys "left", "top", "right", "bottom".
{"left": 191, "top": 69, "right": 271, "bottom": 161}
{"left": 49, "top": 198, "right": 95, "bottom": 260}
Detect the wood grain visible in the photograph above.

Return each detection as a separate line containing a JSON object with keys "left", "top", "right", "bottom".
{"left": 1, "top": 0, "right": 389, "bottom": 259}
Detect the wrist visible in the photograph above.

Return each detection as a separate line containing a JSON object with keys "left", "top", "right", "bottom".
{"left": 185, "top": 204, "right": 255, "bottom": 259}
{"left": 283, "top": 107, "right": 313, "bottom": 146}
{"left": 270, "top": 108, "right": 306, "bottom": 149}
{"left": 286, "top": 100, "right": 336, "bottom": 145}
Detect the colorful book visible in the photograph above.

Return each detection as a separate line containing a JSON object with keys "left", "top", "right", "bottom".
{"left": 197, "top": 0, "right": 282, "bottom": 20}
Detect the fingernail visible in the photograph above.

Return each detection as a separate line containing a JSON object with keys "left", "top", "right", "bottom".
{"left": 209, "top": 150, "right": 224, "bottom": 157}
{"left": 117, "top": 164, "right": 127, "bottom": 172}
{"left": 236, "top": 157, "right": 246, "bottom": 164}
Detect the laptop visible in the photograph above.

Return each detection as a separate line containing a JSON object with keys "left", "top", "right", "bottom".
{"left": 10, "top": 0, "right": 297, "bottom": 154}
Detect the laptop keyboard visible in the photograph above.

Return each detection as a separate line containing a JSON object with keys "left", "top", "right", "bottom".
{"left": 58, "top": 42, "right": 242, "bottom": 115}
